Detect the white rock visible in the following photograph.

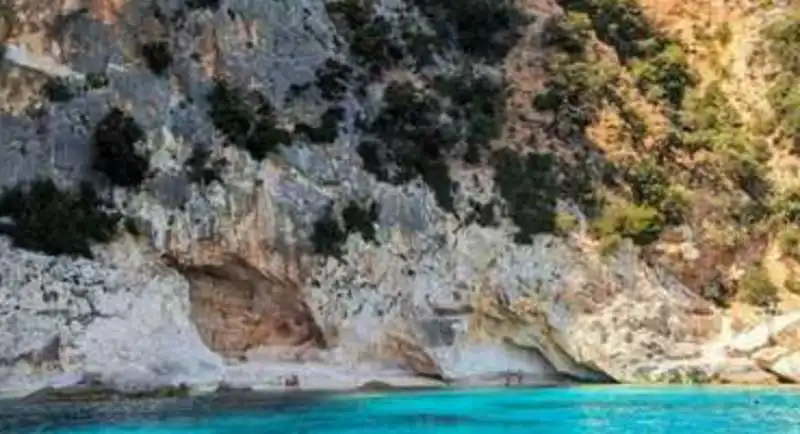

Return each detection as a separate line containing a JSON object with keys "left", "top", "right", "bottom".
{"left": 770, "top": 352, "right": 800, "bottom": 383}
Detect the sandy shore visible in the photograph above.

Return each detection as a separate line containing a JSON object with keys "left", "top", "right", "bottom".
{"left": 0, "top": 359, "right": 572, "bottom": 403}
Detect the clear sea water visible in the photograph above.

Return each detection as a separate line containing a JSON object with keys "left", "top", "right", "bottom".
{"left": 8, "top": 386, "right": 800, "bottom": 433}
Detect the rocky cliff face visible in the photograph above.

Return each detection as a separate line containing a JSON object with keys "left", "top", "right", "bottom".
{"left": 1, "top": 0, "right": 799, "bottom": 396}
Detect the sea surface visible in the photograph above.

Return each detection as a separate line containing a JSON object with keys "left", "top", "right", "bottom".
{"left": 5, "top": 386, "right": 800, "bottom": 433}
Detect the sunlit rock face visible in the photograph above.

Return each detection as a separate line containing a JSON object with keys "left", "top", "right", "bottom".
{"left": 1, "top": 0, "right": 796, "bottom": 396}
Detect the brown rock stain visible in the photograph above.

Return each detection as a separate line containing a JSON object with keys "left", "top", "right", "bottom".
{"left": 89, "top": 0, "right": 126, "bottom": 25}
{"left": 164, "top": 252, "right": 326, "bottom": 358}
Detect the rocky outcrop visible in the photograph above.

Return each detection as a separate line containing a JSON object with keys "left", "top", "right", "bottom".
{"left": 1, "top": 0, "right": 800, "bottom": 398}
{"left": 0, "top": 238, "right": 225, "bottom": 396}
{"left": 164, "top": 253, "right": 326, "bottom": 357}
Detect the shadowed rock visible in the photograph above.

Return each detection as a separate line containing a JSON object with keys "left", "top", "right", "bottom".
{"left": 163, "top": 253, "right": 327, "bottom": 357}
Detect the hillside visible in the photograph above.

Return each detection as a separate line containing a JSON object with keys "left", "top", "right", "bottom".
{"left": 0, "top": 0, "right": 800, "bottom": 395}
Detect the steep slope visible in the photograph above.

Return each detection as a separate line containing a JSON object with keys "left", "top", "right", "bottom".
{"left": 0, "top": 0, "right": 799, "bottom": 396}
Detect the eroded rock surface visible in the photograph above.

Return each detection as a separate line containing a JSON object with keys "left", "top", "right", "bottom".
{"left": 0, "top": 0, "right": 799, "bottom": 396}
{"left": 166, "top": 253, "right": 326, "bottom": 356}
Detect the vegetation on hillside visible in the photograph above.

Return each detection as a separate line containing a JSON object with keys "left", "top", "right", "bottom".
{"left": 3, "top": 0, "right": 792, "bottom": 315}
{"left": 324, "top": 0, "right": 528, "bottom": 214}
{"left": 311, "top": 200, "right": 380, "bottom": 258}
{"left": 92, "top": 108, "right": 151, "bottom": 188}
{"left": 206, "top": 79, "right": 293, "bottom": 161}
{"left": 556, "top": 0, "right": 694, "bottom": 108}
{"left": 763, "top": 10, "right": 800, "bottom": 149}
{"left": 0, "top": 180, "right": 120, "bottom": 258}
{"left": 530, "top": 0, "right": 800, "bottom": 309}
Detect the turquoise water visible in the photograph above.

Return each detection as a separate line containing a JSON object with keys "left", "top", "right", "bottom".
{"left": 13, "top": 386, "right": 800, "bottom": 433}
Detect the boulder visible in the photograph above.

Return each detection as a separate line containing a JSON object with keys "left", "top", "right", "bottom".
{"left": 768, "top": 352, "right": 800, "bottom": 383}
{"left": 727, "top": 312, "right": 800, "bottom": 355}
{"left": 752, "top": 346, "right": 790, "bottom": 370}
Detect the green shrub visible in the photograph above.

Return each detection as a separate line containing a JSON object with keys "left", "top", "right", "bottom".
{"left": 597, "top": 233, "right": 622, "bottom": 256}
{"left": 766, "top": 74, "right": 800, "bottom": 138}
{"left": 315, "top": 58, "right": 354, "bottom": 101}
{"left": 140, "top": 41, "right": 172, "bottom": 76}
{"left": 630, "top": 42, "right": 693, "bottom": 107}
{"left": 310, "top": 200, "right": 380, "bottom": 257}
{"left": 185, "top": 0, "right": 220, "bottom": 10}
{"left": 466, "top": 200, "right": 498, "bottom": 227}
{"left": 557, "top": 0, "right": 693, "bottom": 108}
{"left": 325, "top": 0, "right": 402, "bottom": 76}
{"left": 206, "top": 79, "right": 292, "bottom": 161}
{"left": 341, "top": 201, "right": 379, "bottom": 244}
{"left": 763, "top": 10, "right": 800, "bottom": 73}
{"left": 433, "top": 66, "right": 507, "bottom": 148}
{"left": 557, "top": 0, "right": 656, "bottom": 60}
{"left": 541, "top": 12, "right": 593, "bottom": 55}
{"left": 358, "top": 81, "right": 459, "bottom": 212}
{"left": 492, "top": 149, "right": 560, "bottom": 243}
{"left": 325, "top": 0, "right": 375, "bottom": 30}
{"left": 42, "top": 77, "right": 75, "bottom": 102}
{"left": 0, "top": 180, "right": 120, "bottom": 258}
{"left": 534, "top": 13, "right": 620, "bottom": 137}
{"left": 85, "top": 72, "right": 109, "bottom": 89}
{"left": 594, "top": 202, "right": 664, "bottom": 246}
{"left": 626, "top": 158, "right": 668, "bottom": 207}
{"left": 773, "top": 187, "right": 800, "bottom": 224}
{"left": 623, "top": 159, "right": 688, "bottom": 225}
{"left": 737, "top": 266, "right": 779, "bottom": 308}
{"left": 681, "top": 82, "right": 772, "bottom": 201}
{"left": 561, "top": 158, "right": 604, "bottom": 217}
{"left": 310, "top": 205, "right": 348, "bottom": 258}
{"left": 554, "top": 212, "right": 579, "bottom": 235}
{"left": 349, "top": 16, "right": 403, "bottom": 74}
{"left": 660, "top": 186, "right": 691, "bottom": 225}
{"left": 680, "top": 82, "right": 746, "bottom": 152}
{"left": 295, "top": 107, "right": 344, "bottom": 144}
{"left": 533, "top": 55, "right": 616, "bottom": 138}
{"left": 724, "top": 149, "right": 771, "bottom": 201}
{"left": 410, "top": 0, "right": 531, "bottom": 63}
{"left": 92, "top": 108, "right": 150, "bottom": 188}
{"left": 184, "top": 147, "right": 223, "bottom": 186}
{"left": 763, "top": 11, "right": 800, "bottom": 141}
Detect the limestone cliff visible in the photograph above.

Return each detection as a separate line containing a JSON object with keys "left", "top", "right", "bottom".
{"left": 0, "top": 0, "right": 799, "bottom": 396}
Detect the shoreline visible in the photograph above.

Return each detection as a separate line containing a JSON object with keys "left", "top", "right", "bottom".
{"left": 6, "top": 382, "right": 800, "bottom": 432}
{"left": 0, "top": 380, "right": 568, "bottom": 432}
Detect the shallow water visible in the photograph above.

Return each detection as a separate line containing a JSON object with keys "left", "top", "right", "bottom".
{"left": 9, "top": 386, "right": 800, "bottom": 433}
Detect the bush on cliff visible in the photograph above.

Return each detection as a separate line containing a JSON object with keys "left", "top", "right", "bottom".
{"left": 0, "top": 180, "right": 120, "bottom": 258}
{"left": 593, "top": 202, "right": 664, "bottom": 246}
{"left": 358, "top": 81, "right": 459, "bottom": 213}
{"left": 92, "top": 108, "right": 150, "bottom": 188}
{"left": 763, "top": 11, "right": 800, "bottom": 144}
{"left": 737, "top": 266, "right": 779, "bottom": 308}
{"left": 492, "top": 149, "right": 560, "bottom": 243}
{"left": 206, "top": 79, "right": 293, "bottom": 161}
{"left": 140, "top": 41, "right": 173, "bottom": 76}
{"left": 184, "top": 146, "right": 224, "bottom": 186}
{"left": 311, "top": 205, "right": 348, "bottom": 258}
{"left": 311, "top": 200, "right": 381, "bottom": 258}
{"left": 557, "top": 0, "right": 693, "bottom": 108}
{"left": 410, "top": 0, "right": 531, "bottom": 63}
{"left": 42, "top": 77, "right": 75, "bottom": 102}
{"left": 534, "top": 14, "right": 616, "bottom": 138}
{"left": 341, "top": 200, "right": 379, "bottom": 244}
{"left": 778, "top": 227, "right": 800, "bottom": 260}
